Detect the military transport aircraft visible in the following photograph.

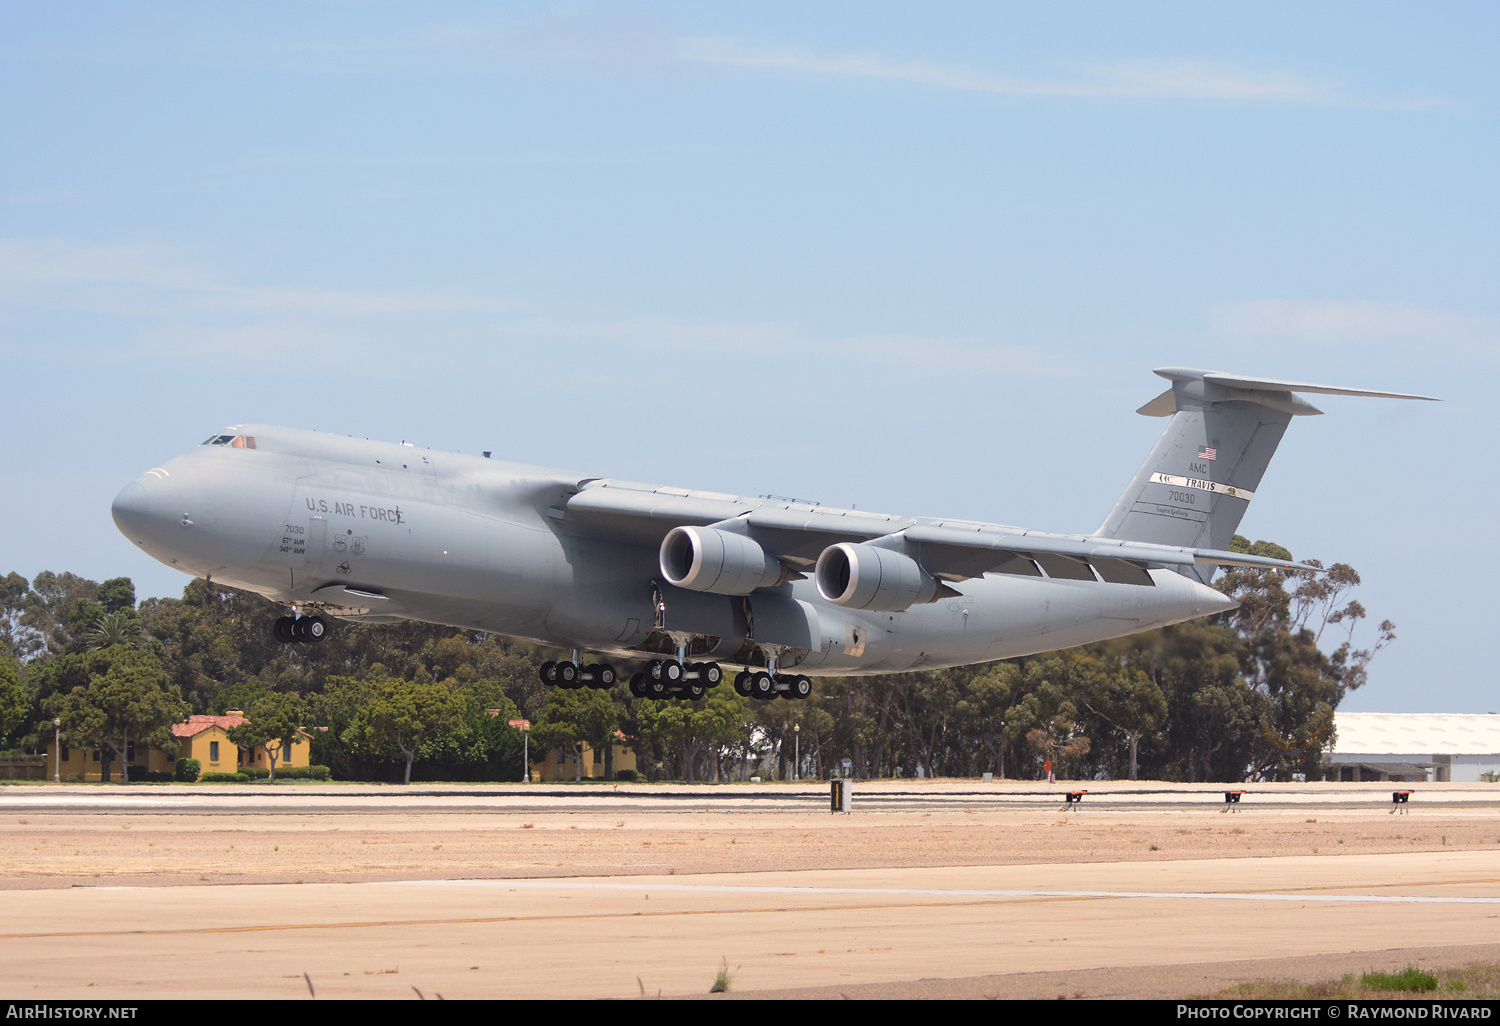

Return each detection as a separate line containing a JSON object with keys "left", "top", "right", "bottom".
{"left": 110, "top": 368, "right": 1433, "bottom": 701}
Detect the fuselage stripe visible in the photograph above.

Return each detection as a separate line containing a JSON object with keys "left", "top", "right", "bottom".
{"left": 1148, "top": 472, "right": 1254, "bottom": 502}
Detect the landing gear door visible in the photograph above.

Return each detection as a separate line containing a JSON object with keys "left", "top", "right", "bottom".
{"left": 305, "top": 516, "right": 328, "bottom": 569}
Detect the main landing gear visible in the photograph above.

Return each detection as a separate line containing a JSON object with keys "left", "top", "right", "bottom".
{"left": 273, "top": 614, "right": 327, "bottom": 644}
{"left": 538, "top": 657, "right": 619, "bottom": 690}
{"left": 733, "top": 669, "right": 812, "bottom": 701}
{"left": 627, "top": 659, "right": 724, "bottom": 702}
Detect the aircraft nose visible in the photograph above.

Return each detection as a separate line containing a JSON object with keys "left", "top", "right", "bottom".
{"left": 111, "top": 480, "right": 152, "bottom": 539}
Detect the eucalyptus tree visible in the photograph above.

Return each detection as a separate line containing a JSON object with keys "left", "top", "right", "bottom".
{"left": 45, "top": 647, "right": 186, "bottom": 783}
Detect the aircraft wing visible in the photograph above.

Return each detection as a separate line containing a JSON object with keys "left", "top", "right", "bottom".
{"left": 564, "top": 482, "right": 911, "bottom": 558}
{"left": 565, "top": 481, "right": 1314, "bottom": 587}
{"left": 901, "top": 524, "right": 1315, "bottom": 586}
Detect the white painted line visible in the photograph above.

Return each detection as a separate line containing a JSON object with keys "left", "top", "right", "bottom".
{"left": 393, "top": 880, "right": 1500, "bottom": 905}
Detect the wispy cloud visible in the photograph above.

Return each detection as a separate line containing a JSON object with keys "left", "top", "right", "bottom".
{"left": 0, "top": 237, "right": 1087, "bottom": 379}
{"left": 0, "top": 239, "right": 488, "bottom": 317}
{"left": 1213, "top": 299, "right": 1499, "bottom": 355}
{"left": 679, "top": 37, "right": 1421, "bottom": 107}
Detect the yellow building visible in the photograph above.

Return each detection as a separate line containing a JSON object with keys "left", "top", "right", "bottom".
{"left": 45, "top": 711, "right": 310, "bottom": 782}
{"left": 172, "top": 712, "right": 311, "bottom": 776}
{"left": 531, "top": 732, "right": 638, "bottom": 782}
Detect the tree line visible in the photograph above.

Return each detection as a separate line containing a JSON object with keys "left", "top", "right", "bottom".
{"left": 0, "top": 536, "right": 1392, "bottom": 783}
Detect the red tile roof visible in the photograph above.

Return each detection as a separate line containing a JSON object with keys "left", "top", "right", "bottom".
{"left": 171, "top": 713, "right": 247, "bottom": 738}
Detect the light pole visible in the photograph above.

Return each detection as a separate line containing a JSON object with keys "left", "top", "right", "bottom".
{"left": 53, "top": 718, "right": 61, "bottom": 783}
{"left": 508, "top": 718, "right": 531, "bottom": 782}
{"left": 793, "top": 723, "right": 800, "bottom": 782}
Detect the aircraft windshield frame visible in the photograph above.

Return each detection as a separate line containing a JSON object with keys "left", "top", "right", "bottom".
{"left": 202, "top": 434, "right": 255, "bottom": 448}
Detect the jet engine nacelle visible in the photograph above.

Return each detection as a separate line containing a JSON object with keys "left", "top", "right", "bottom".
{"left": 659, "top": 526, "right": 782, "bottom": 595}
{"left": 814, "top": 542, "right": 938, "bottom": 612}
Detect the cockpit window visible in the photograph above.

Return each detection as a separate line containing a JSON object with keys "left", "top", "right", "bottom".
{"left": 202, "top": 434, "right": 256, "bottom": 448}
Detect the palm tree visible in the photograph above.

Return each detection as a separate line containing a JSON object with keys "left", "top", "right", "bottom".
{"left": 83, "top": 611, "right": 144, "bottom": 652}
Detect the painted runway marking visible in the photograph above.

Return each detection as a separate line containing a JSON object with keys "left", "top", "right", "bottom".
{"left": 5, "top": 881, "right": 1497, "bottom": 941}
{"left": 400, "top": 879, "right": 1500, "bottom": 905}
{"left": 0, "top": 897, "right": 1098, "bottom": 940}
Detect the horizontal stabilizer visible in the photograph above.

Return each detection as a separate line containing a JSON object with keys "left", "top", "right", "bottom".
{"left": 1141, "top": 367, "right": 1439, "bottom": 417}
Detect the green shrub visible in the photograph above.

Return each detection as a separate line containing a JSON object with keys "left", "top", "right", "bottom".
{"left": 199, "top": 772, "right": 250, "bottom": 783}
{"left": 239, "top": 766, "right": 270, "bottom": 780}
{"left": 133, "top": 770, "right": 175, "bottom": 783}
{"left": 277, "top": 765, "right": 331, "bottom": 781}
{"left": 614, "top": 768, "right": 639, "bottom": 782}
{"left": 175, "top": 758, "right": 201, "bottom": 782}
{"left": 1361, "top": 967, "right": 1439, "bottom": 993}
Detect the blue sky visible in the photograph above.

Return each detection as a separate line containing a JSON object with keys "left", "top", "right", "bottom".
{"left": 2, "top": 2, "right": 1494, "bottom": 711}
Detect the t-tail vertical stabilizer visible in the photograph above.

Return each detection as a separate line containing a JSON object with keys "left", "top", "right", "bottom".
{"left": 1095, "top": 368, "right": 1437, "bottom": 582}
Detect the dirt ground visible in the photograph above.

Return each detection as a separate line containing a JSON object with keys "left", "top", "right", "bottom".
{"left": 3, "top": 806, "right": 1499, "bottom": 889}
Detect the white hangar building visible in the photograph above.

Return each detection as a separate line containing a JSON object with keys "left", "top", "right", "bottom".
{"left": 1327, "top": 713, "right": 1500, "bottom": 783}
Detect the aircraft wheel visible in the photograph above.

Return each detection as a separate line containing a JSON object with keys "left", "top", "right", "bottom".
{"left": 685, "top": 684, "right": 705, "bottom": 701}
{"left": 789, "top": 675, "right": 812, "bottom": 699}
{"left": 539, "top": 661, "right": 559, "bottom": 686}
{"left": 663, "top": 661, "right": 684, "bottom": 683}
{"left": 273, "top": 617, "right": 296, "bottom": 644}
{"left": 733, "top": 671, "right": 751, "bottom": 696}
{"left": 702, "top": 663, "right": 723, "bottom": 687}
{"left": 646, "top": 675, "right": 668, "bottom": 699}
{"left": 303, "top": 616, "right": 327, "bottom": 643}
{"left": 751, "top": 672, "right": 774, "bottom": 700}
{"left": 628, "top": 672, "right": 646, "bottom": 698}
{"left": 558, "top": 662, "right": 580, "bottom": 688}
{"left": 647, "top": 660, "right": 664, "bottom": 680}
{"left": 597, "top": 664, "right": 617, "bottom": 687}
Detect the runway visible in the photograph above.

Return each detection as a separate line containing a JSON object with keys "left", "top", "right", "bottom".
{"left": 1, "top": 781, "right": 1496, "bottom": 998}
{"left": 1, "top": 852, "right": 1498, "bottom": 999}
{"left": 4, "top": 778, "right": 1496, "bottom": 815}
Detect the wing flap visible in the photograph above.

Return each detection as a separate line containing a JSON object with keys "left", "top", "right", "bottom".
{"left": 903, "top": 523, "right": 1314, "bottom": 584}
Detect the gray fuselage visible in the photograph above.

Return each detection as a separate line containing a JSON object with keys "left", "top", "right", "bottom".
{"left": 111, "top": 424, "right": 1235, "bottom": 675}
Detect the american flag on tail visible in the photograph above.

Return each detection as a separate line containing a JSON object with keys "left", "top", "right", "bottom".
{"left": 1197, "top": 446, "right": 1217, "bottom": 461}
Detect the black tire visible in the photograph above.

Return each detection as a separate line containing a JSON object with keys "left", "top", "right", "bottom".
{"left": 733, "top": 671, "right": 752, "bottom": 697}
{"left": 663, "top": 661, "right": 684, "bottom": 683}
{"left": 646, "top": 675, "right": 667, "bottom": 699}
{"left": 703, "top": 663, "right": 723, "bottom": 687}
{"left": 291, "top": 618, "right": 310, "bottom": 642}
{"left": 751, "top": 672, "right": 774, "bottom": 699}
{"left": 790, "top": 675, "right": 812, "bottom": 699}
{"left": 304, "top": 616, "right": 327, "bottom": 643}
{"left": 273, "top": 617, "right": 295, "bottom": 644}
{"left": 540, "top": 661, "right": 559, "bottom": 686}
{"left": 628, "top": 672, "right": 646, "bottom": 698}
{"left": 686, "top": 684, "right": 705, "bottom": 701}
{"left": 647, "top": 660, "right": 664, "bottom": 680}
{"left": 559, "top": 662, "right": 580, "bottom": 688}
{"left": 598, "top": 664, "right": 617, "bottom": 687}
